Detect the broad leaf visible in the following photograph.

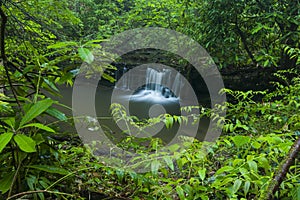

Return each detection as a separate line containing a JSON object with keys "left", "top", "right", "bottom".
{"left": 215, "top": 166, "right": 234, "bottom": 175}
{"left": 232, "top": 135, "right": 251, "bottom": 148}
{"left": 19, "top": 99, "right": 53, "bottom": 127}
{"left": 0, "top": 132, "right": 13, "bottom": 153}
{"left": 78, "top": 47, "right": 94, "bottom": 64}
{"left": 14, "top": 134, "right": 36, "bottom": 153}
{"left": 247, "top": 160, "right": 258, "bottom": 172}
{"left": 244, "top": 181, "right": 250, "bottom": 196}
{"left": 151, "top": 160, "right": 160, "bottom": 175}
{"left": 163, "top": 156, "right": 174, "bottom": 171}
{"left": 21, "top": 123, "right": 55, "bottom": 133}
{"left": 183, "top": 184, "right": 193, "bottom": 197}
{"left": 26, "top": 175, "right": 37, "bottom": 191}
{"left": 176, "top": 185, "right": 185, "bottom": 200}
{"left": 43, "top": 78, "right": 59, "bottom": 92}
{"left": 46, "top": 107, "right": 67, "bottom": 121}
{"left": 0, "top": 172, "right": 14, "bottom": 194}
{"left": 38, "top": 191, "right": 45, "bottom": 200}
{"left": 164, "top": 115, "right": 174, "bottom": 129}
{"left": 3, "top": 118, "right": 15, "bottom": 129}
{"left": 198, "top": 168, "right": 206, "bottom": 181}
{"left": 232, "top": 179, "right": 242, "bottom": 194}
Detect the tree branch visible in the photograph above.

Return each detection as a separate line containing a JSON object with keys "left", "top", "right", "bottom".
{"left": 260, "top": 136, "right": 300, "bottom": 200}
{"left": 235, "top": 20, "right": 258, "bottom": 66}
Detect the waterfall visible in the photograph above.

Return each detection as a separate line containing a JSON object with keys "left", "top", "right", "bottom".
{"left": 144, "top": 68, "right": 180, "bottom": 99}
{"left": 145, "top": 68, "right": 170, "bottom": 94}
{"left": 116, "top": 67, "right": 182, "bottom": 100}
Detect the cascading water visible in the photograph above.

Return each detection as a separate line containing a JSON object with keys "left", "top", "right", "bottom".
{"left": 123, "top": 67, "right": 182, "bottom": 101}
{"left": 144, "top": 68, "right": 174, "bottom": 98}
{"left": 128, "top": 67, "right": 181, "bottom": 123}
{"left": 140, "top": 68, "right": 180, "bottom": 100}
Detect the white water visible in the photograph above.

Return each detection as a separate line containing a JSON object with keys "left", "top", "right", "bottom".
{"left": 118, "top": 67, "right": 182, "bottom": 101}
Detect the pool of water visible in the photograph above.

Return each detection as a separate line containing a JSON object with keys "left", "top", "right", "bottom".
{"left": 50, "top": 82, "right": 210, "bottom": 144}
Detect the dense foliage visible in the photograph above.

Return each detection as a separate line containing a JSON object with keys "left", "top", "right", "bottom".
{"left": 0, "top": 0, "right": 299, "bottom": 199}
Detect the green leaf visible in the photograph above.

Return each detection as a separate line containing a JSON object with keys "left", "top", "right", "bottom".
{"left": 3, "top": 118, "right": 15, "bottom": 129}
{"left": 236, "top": 124, "right": 249, "bottom": 131}
{"left": 83, "top": 39, "right": 106, "bottom": 46}
{"left": 116, "top": 169, "right": 125, "bottom": 182}
{"left": 239, "top": 167, "right": 249, "bottom": 177}
{"left": 251, "top": 23, "right": 264, "bottom": 34}
{"left": 183, "top": 184, "right": 193, "bottom": 196}
{"left": 257, "top": 156, "right": 270, "bottom": 173}
{"left": 247, "top": 160, "right": 258, "bottom": 172}
{"left": 32, "top": 134, "right": 45, "bottom": 145}
{"left": 43, "top": 78, "right": 59, "bottom": 92}
{"left": 198, "top": 168, "right": 206, "bottom": 181}
{"left": 26, "top": 165, "right": 70, "bottom": 175}
{"left": 164, "top": 115, "right": 174, "bottom": 129}
{"left": 47, "top": 41, "right": 77, "bottom": 49}
{"left": 220, "top": 177, "right": 234, "bottom": 186}
{"left": 215, "top": 166, "right": 234, "bottom": 175}
{"left": 176, "top": 185, "right": 185, "bottom": 200}
{"left": 199, "top": 194, "right": 209, "bottom": 200}
{"left": 26, "top": 175, "right": 36, "bottom": 191}
{"left": 233, "top": 158, "right": 244, "bottom": 167}
{"left": 46, "top": 107, "right": 67, "bottom": 121}
{"left": 168, "top": 144, "right": 180, "bottom": 152}
{"left": 78, "top": 47, "right": 94, "bottom": 64}
{"left": 232, "top": 135, "right": 251, "bottom": 148}
{"left": 223, "top": 139, "right": 232, "bottom": 147}
{"left": 232, "top": 179, "right": 242, "bottom": 194}
{"left": 0, "top": 172, "right": 14, "bottom": 194}
{"left": 0, "top": 132, "right": 13, "bottom": 153}
{"left": 244, "top": 181, "right": 250, "bottom": 196}
{"left": 14, "top": 134, "right": 36, "bottom": 153}
{"left": 39, "top": 177, "right": 50, "bottom": 188}
{"left": 19, "top": 99, "right": 53, "bottom": 127}
{"left": 102, "top": 73, "right": 116, "bottom": 83}
{"left": 270, "top": 136, "right": 283, "bottom": 144}
{"left": 163, "top": 156, "right": 174, "bottom": 171}
{"left": 252, "top": 141, "right": 261, "bottom": 149}
{"left": 292, "top": 186, "right": 300, "bottom": 200}
{"left": 21, "top": 123, "right": 55, "bottom": 133}
{"left": 151, "top": 160, "right": 160, "bottom": 175}
{"left": 38, "top": 191, "right": 45, "bottom": 200}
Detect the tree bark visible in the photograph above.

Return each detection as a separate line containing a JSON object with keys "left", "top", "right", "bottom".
{"left": 260, "top": 136, "right": 300, "bottom": 200}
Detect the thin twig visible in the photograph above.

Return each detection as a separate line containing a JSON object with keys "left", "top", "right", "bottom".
{"left": 6, "top": 189, "right": 77, "bottom": 200}
{"left": 7, "top": 157, "right": 21, "bottom": 198}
